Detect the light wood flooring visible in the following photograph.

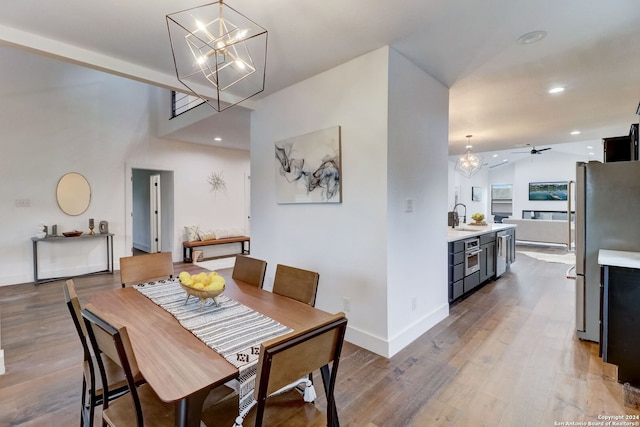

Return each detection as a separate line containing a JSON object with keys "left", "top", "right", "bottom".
{"left": 1, "top": 245, "right": 639, "bottom": 426}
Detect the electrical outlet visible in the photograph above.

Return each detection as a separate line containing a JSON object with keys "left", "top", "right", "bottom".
{"left": 411, "top": 296, "right": 417, "bottom": 311}
{"left": 343, "top": 297, "right": 351, "bottom": 312}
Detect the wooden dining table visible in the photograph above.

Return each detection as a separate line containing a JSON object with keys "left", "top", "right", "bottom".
{"left": 88, "top": 273, "right": 334, "bottom": 427}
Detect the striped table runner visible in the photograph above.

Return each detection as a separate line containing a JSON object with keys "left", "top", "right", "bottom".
{"left": 134, "top": 279, "right": 292, "bottom": 418}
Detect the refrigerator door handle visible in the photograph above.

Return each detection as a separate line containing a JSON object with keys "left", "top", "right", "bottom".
{"left": 566, "top": 265, "right": 576, "bottom": 279}
{"left": 576, "top": 274, "right": 586, "bottom": 332}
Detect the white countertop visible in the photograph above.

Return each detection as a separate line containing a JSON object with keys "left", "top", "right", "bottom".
{"left": 598, "top": 249, "right": 640, "bottom": 269}
{"left": 447, "top": 223, "right": 516, "bottom": 242}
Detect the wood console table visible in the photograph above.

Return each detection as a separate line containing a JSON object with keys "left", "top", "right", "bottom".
{"left": 31, "top": 233, "right": 114, "bottom": 284}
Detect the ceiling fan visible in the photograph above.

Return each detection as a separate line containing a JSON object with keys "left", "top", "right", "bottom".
{"left": 512, "top": 146, "right": 552, "bottom": 155}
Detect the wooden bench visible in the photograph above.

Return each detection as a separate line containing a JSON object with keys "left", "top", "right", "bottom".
{"left": 182, "top": 236, "right": 250, "bottom": 262}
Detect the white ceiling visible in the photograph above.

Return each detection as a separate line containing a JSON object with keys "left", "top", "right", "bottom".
{"left": 1, "top": 0, "right": 639, "bottom": 155}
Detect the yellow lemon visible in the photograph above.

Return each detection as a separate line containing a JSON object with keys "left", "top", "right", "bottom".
{"left": 193, "top": 282, "right": 205, "bottom": 290}
{"left": 201, "top": 277, "right": 211, "bottom": 286}
{"left": 183, "top": 278, "right": 194, "bottom": 286}
{"left": 210, "top": 277, "right": 225, "bottom": 290}
{"left": 178, "top": 271, "right": 191, "bottom": 281}
{"left": 208, "top": 271, "right": 218, "bottom": 279}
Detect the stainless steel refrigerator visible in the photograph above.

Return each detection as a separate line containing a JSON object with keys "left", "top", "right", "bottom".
{"left": 575, "top": 161, "right": 640, "bottom": 342}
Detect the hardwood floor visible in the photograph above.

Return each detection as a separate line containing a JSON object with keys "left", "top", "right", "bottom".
{"left": 1, "top": 247, "right": 638, "bottom": 426}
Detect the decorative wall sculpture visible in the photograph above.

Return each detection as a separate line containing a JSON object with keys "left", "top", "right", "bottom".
{"left": 275, "top": 126, "right": 342, "bottom": 204}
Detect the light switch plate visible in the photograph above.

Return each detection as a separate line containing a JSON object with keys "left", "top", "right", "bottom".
{"left": 405, "top": 199, "right": 414, "bottom": 212}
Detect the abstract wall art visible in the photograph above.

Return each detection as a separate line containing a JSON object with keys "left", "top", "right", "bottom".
{"left": 275, "top": 126, "right": 342, "bottom": 204}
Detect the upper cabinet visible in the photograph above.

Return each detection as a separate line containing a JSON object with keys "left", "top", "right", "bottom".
{"left": 603, "top": 123, "right": 638, "bottom": 163}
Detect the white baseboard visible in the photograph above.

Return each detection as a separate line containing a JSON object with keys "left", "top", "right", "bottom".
{"left": 388, "top": 303, "right": 449, "bottom": 357}
{"left": 0, "top": 349, "right": 5, "bottom": 375}
{"left": 344, "top": 303, "right": 450, "bottom": 358}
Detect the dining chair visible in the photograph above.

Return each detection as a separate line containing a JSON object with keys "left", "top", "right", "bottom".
{"left": 231, "top": 255, "right": 267, "bottom": 288}
{"left": 81, "top": 303, "right": 176, "bottom": 427}
{"left": 120, "top": 251, "right": 174, "bottom": 288}
{"left": 272, "top": 264, "right": 321, "bottom": 392}
{"left": 63, "top": 280, "right": 131, "bottom": 427}
{"left": 201, "top": 312, "right": 348, "bottom": 427}
{"left": 272, "top": 264, "right": 320, "bottom": 306}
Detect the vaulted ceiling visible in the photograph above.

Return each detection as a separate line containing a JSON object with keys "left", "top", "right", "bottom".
{"left": 2, "top": 0, "right": 639, "bottom": 155}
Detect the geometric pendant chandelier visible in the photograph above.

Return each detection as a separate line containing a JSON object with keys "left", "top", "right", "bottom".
{"left": 166, "top": 1, "right": 268, "bottom": 112}
{"left": 455, "top": 135, "right": 484, "bottom": 178}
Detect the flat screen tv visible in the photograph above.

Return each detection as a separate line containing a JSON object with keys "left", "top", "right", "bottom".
{"left": 528, "top": 181, "right": 568, "bottom": 201}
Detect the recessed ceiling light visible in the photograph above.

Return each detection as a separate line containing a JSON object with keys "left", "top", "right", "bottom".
{"left": 548, "top": 87, "right": 565, "bottom": 94}
{"left": 214, "top": 137, "right": 222, "bottom": 142}
{"left": 570, "top": 130, "right": 581, "bottom": 135}
{"left": 517, "top": 30, "right": 547, "bottom": 45}
{"left": 587, "top": 146, "right": 593, "bottom": 149}
{"left": 493, "top": 154, "right": 498, "bottom": 158}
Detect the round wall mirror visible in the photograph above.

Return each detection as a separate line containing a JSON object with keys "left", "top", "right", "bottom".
{"left": 56, "top": 172, "right": 91, "bottom": 216}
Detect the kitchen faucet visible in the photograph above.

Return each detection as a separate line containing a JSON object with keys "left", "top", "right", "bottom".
{"left": 452, "top": 203, "right": 467, "bottom": 227}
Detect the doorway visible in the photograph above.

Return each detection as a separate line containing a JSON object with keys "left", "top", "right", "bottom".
{"left": 131, "top": 168, "right": 174, "bottom": 255}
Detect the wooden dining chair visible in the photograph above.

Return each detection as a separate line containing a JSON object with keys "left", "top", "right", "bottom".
{"left": 81, "top": 303, "right": 176, "bottom": 427}
{"left": 120, "top": 251, "right": 174, "bottom": 288}
{"left": 63, "top": 280, "right": 131, "bottom": 427}
{"left": 201, "top": 312, "right": 348, "bottom": 427}
{"left": 272, "top": 264, "right": 320, "bottom": 306}
{"left": 232, "top": 255, "right": 267, "bottom": 288}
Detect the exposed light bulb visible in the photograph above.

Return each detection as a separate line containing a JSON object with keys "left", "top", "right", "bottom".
{"left": 548, "top": 87, "right": 565, "bottom": 94}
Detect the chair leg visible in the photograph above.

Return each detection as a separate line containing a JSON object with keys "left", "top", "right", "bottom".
{"left": 80, "top": 377, "right": 87, "bottom": 427}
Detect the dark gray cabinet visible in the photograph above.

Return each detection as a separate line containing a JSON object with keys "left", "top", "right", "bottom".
{"left": 601, "top": 264, "right": 640, "bottom": 387}
{"left": 479, "top": 232, "right": 496, "bottom": 283}
{"left": 448, "top": 240, "right": 465, "bottom": 302}
{"left": 463, "top": 271, "right": 480, "bottom": 293}
{"left": 507, "top": 227, "right": 516, "bottom": 262}
{"left": 448, "top": 230, "right": 502, "bottom": 303}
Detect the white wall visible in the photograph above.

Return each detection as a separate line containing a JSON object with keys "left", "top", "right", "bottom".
{"left": 386, "top": 49, "right": 449, "bottom": 355}
{"left": 448, "top": 163, "right": 491, "bottom": 222}
{"left": 448, "top": 146, "right": 603, "bottom": 222}
{"left": 0, "top": 47, "right": 249, "bottom": 286}
{"left": 511, "top": 152, "right": 578, "bottom": 217}
{"left": 251, "top": 46, "right": 449, "bottom": 357}
{"left": 251, "top": 47, "right": 390, "bottom": 354}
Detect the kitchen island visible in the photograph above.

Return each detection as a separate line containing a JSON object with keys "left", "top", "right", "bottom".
{"left": 447, "top": 223, "right": 516, "bottom": 303}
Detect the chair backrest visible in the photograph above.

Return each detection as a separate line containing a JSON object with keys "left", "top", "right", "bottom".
{"left": 120, "top": 252, "right": 174, "bottom": 287}
{"left": 253, "top": 313, "right": 347, "bottom": 427}
{"left": 232, "top": 255, "right": 267, "bottom": 288}
{"left": 81, "top": 304, "right": 144, "bottom": 424}
{"left": 63, "top": 279, "right": 91, "bottom": 359}
{"left": 272, "top": 264, "right": 320, "bottom": 306}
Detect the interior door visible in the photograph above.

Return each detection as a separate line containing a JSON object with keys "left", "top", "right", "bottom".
{"left": 150, "top": 174, "right": 161, "bottom": 253}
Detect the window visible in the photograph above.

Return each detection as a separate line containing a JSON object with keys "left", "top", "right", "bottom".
{"left": 491, "top": 184, "right": 513, "bottom": 216}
